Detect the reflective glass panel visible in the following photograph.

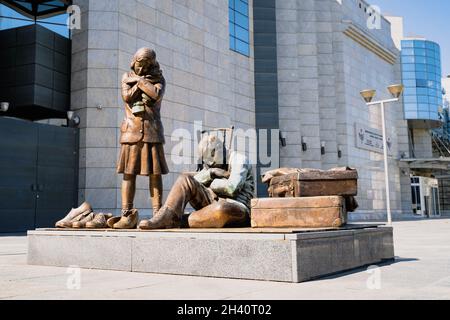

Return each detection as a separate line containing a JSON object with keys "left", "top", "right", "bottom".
{"left": 229, "top": 0, "right": 249, "bottom": 56}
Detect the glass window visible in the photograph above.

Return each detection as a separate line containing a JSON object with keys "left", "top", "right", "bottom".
{"left": 403, "top": 79, "right": 416, "bottom": 87}
{"left": 417, "top": 87, "right": 428, "bottom": 95}
{"left": 0, "top": 3, "right": 70, "bottom": 38}
{"left": 429, "top": 80, "right": 437, "bottom": 89}
{"left": 402, "top": 40, "right": 414, "bottom": 48}
{"left": 235, "top": 24, "right": 249, "bottom": 42}
{"left": 405, "top": 111, "right": 418, "bottom": 119}
{"left": 404, "top": 104, "right": 418, "bottom": 111}
{"left": 37, "top": 14, "right": 70, "bottom": 38}
{"left": 402, "top": 48, "right": 414, "bottom": 56}
{"left": 229, "top": 36, "right": 235, "bottom": 51}
{"left": 229, "top": 8, "right": 234, "bottom": 22}
{"left": 235, "top": 12, "right": 248, "bottom": 28}
{"left": 425, "top": 41, "right": 435, "bottom": 49}
{"left": 402, "top": 56, "right": 415, "bottom": 63}
{"left": 428, "top": 65, "right": 436, "bottom": 74}
{"left": 414, "top": 48, "right": 426, "bottom": 56}
{"left": 403, "top": 64, "right": 415, "bottom": 72}
{"left": 418, "top": 111, "right": 430, "bottom": 119}
{"left": 418, "top": 104, "right": 429, "bottom": 112}
{"left": 235, "top": 0, "right": 248, "bottom": 15}
{"left": 0, "top": 4, "right": 34, "bottom": 30}
{"left": 229, "top": 0, "right": 249, "bottom": 56}
{"left": 415, "top": 63, "right": 426, "bottom": 72}
{"left": 229, "top": 23, "right": 235, "bottom": 37}
{"left": 404, "top": 88, "right": 417, "bottom": 95}
{"left": 429, "top": 96, "right": 438, "bottom": 104}
{"left": 236, "top": 38, "right": 249, "bottom": 56}
{"left": 402, "top": 71, "right": 416, "bottom": 80}
{"left": 417, "top": 95, "right": 429, "bottom": 103}
{"left": 416, "top": 79, "right": 428, "bottom": 88}
{"left": 416, "top": 71, "right": 427, "bottom": 79}
{"left": 404, "top": 95, "right": 417, "bottom": 103}
{"left": 415, "top": 56, "right": 427, "bottom": 64}
{"left": 414, "top": 40, "right": 426, "bottom": 48}
{"left": 428, "top": 88, "right": 436, "bottom": 96}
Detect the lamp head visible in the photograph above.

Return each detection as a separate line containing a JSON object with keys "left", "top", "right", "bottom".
{"left": 360, "top": 89, "right": 376, "bottom": 103}
{"left": 1, "top": 102, "right": 9, "bottom": 112}
{"left": 279, "top": 131, "right": 287, "bottom": 147}
{"left": 67, "top": 111, "right": 80, "bottom": 127}
{"left": 387, "top": 84, "right": 404, "bottom": 98}
{"left": 67, "top": 111, "right": 74, "bottom": 120}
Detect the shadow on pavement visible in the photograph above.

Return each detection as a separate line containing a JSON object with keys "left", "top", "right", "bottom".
{"left": 318, "top": 256, "right": 420, "bottom": 281}
{"left": 0, "top": 233, "right": 27, "bottom": 237}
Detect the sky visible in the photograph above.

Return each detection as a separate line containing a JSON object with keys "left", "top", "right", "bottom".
{"left": 372, "top": 0, "right": 450, "bottom": 77}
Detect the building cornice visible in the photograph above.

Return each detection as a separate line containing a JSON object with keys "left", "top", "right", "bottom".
{"left": 342, "top": 21, "right": 398, "bottom": 65}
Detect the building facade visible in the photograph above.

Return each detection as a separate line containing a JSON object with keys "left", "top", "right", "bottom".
{"left": 2, "top": 0, "right": 428, "bottom": 229}
{"left": 387, "top": 16, "right": 448, "bottom": 217}
{"left": 401, "top": 39, "right": 442, "bottom": 124}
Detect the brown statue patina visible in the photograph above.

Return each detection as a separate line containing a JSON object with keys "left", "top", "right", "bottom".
{"left": 113, "top": 48, "right": 169, "bottom": 229}
{"left": 139, "top": 134, "right": 255, "bottom": 229}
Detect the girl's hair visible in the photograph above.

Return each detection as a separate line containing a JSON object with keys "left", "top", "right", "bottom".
{"left": 130, "top": 47, "right": 157, "bottom": 70}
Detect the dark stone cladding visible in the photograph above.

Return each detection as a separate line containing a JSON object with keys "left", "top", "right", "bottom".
{"left": 253, "top": 0, "right": 280, "bottom": 197}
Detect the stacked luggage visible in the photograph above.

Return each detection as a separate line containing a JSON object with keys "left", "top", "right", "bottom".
{"left": 251, "top": 167, "right": 358, "bottom": 228}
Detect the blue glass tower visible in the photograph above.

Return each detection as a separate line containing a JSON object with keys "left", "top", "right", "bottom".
{"left": 401, "top": 39, "right": 442, "bottom": 124}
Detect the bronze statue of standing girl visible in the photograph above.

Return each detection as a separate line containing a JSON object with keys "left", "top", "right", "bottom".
{"left": 113, "top": 48, "right": 169, "bottom": 229}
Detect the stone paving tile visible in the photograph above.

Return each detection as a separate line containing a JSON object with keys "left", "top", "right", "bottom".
{"left": 0, "top": 219, "right": 449, "bottom": 300}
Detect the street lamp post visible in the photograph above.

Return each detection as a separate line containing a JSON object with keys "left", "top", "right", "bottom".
{"left": 360, "top": 84, "right": 404, "bottom": 225}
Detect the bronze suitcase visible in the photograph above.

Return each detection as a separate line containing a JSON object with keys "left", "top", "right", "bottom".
{"left": 251, "top": 196, "right": 347, "bottom": 228}
{"left": 267, "top": 167, "right": 358, "bottom": 198}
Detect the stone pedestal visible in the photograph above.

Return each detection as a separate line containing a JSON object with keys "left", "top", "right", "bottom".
{"left": 27, "top": 225, "right": 394, "bottom": 283}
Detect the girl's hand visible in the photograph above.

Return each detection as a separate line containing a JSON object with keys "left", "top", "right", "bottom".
{"left": 124, "top": 75, "right": 141, "bottom": 84}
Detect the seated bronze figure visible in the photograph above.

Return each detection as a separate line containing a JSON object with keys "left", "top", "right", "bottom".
{"left": 139, "top": 134, "right": 255, "bottom": 229}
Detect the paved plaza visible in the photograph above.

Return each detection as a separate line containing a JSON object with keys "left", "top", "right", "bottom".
{"left": 1, "top": 219, "right": 449, "bottom": 300}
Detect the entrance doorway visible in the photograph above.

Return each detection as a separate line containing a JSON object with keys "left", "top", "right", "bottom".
{"left": 410, "top": 176, "right": 441, "bottom": 217}
{"left": 0, "top": 117, "right": 79, "bottom": 233}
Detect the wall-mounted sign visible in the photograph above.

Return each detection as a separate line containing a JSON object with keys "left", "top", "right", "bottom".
{"left": 355, "top": 123, "right": 392, "bottom": 155}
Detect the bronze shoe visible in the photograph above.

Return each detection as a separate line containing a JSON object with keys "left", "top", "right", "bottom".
{"left": 107, "top": 216, "right": 121, "bottom": 229}
{"left": 72, "top": 212, "right": 95, "bottom": 228}
{"left": 113, "top": 209, "right": 139, "bottom": 229}
{"left": 55, "top": 202, "right": 92, "bottom": 228}
{"left": 139, "top": 206, "right": 181, "bottom": 230}
{"left": 86, "top": 213, "right": 113, "bottom": 229}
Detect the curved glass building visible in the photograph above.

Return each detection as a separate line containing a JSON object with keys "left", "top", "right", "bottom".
{"left": 401, "top": 39, "right": 442, "bottom": 127}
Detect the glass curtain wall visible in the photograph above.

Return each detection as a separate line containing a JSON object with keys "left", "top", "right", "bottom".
{"left": 401, "top": 39, "right": 442, "bottom": 121}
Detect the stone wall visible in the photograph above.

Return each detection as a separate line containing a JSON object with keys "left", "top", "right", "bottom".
{"left": 411, "top": 128, "right": 432, "bottom": 158}
{"left": 275, "top": 0, "right": 410, "bottom": 217}
{"left": 71, "top": 0, "right": 256, "bottom": 216}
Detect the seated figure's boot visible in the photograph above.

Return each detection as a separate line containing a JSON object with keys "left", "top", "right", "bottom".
{"left": 113, "top": 209, "right": 139, "bottom": 229}
{"left": 139, "top": 206, "right": 181, "bottom": 230}
{"left": 106, "top": 216, "right": 121, "bottom": 229}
